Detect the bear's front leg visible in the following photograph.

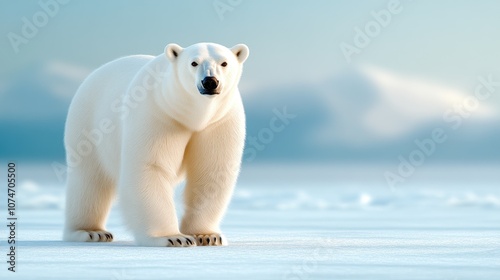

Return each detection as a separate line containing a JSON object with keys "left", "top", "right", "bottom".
{"left": 181, "top": 109, "right": 245, "bottom": 246}
{"left": 119, "top": 121, "right": 196, "bottom": 247}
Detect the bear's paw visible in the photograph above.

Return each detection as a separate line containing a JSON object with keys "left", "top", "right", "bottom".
{"left": 163, "top": 235, "right": 197, "bottom": 247}
{"left": 64, "top": 230, "right": 114, "bottom": 242}
{"left": 192, "top": 233, "right": 227, "bottom": 246}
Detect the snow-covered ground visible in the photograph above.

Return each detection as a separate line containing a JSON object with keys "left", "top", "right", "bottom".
{"left": 1, "top": 164, "right": 499, "bottom": 279}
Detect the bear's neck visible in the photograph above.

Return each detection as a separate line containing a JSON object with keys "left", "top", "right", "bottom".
{"left": 158, "top": 73, "right": 236, "bottom": 132}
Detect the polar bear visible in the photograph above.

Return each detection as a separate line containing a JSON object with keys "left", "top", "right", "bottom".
{"left": 63, "top": 42, "right": 249, "bottom": 247}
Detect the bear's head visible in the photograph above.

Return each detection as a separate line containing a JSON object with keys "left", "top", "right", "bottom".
{"left": 164, "top": 42, "right": 249, "bottom": 97}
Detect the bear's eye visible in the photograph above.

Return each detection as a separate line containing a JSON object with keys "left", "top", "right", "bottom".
{"left": 221, "top": 62, "right": 228, "bottom": 67}
{"left": 191, "top": 62, "right": 198, "bottom": 67}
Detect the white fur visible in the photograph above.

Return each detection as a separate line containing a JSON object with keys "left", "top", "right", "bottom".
{"left": 63, "top": 43, "right": 249, "bottom": 247}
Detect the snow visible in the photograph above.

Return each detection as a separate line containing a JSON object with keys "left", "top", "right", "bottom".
{"left": 1, "top": 165, "right": 499, "bottom": 279}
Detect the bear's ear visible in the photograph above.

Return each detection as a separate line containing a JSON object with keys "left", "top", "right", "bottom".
{"left": 165, "top": 44, "right": 183, "bottom": 62}
{"left": 231, "top": 44, "right": 249, "bottom": 63}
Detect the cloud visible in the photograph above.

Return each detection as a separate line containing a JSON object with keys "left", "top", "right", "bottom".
{"left": 314, "top": 65, "right": 499, "bottom": 145}
{"left": 40, "top": 61, "right": 91, "bottom": 100}
{"left": 0, "top": 60, "right": 90, "bottom": 120}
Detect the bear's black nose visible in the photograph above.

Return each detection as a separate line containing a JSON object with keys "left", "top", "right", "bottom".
{"left": 201, "top": 76, "right": 219, "bottom": 90}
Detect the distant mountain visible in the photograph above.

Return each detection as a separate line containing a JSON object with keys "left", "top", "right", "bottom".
{"left": 0, "top": 61, "right": 89, "bottom": 121}
{"left": 242, "top": 66, "right": 500, "bottom": 163}
{"left": 0, "top": 61, "right": 89, "bottom": 159}
{"left": 1, "top": 62, "right": 499, "bottom": 162}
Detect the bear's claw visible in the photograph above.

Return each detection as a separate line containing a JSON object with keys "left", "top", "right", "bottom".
{"left": 193, "top": 233, "right": 227, "bottom": 246}
{"left": 64, "top": 230, "right": 114, "bottom": 242}
{"left": 164, "top": 235, "right": 197, "bottom": 247}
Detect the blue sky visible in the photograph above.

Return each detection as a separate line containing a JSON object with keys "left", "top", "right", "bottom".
{"left": 2, "top": 0, "right": 500, "bottom": 90}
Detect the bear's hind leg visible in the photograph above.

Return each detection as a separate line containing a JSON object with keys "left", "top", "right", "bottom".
{"left": 63, "top": 162, "right": 115, "bottom": 242}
